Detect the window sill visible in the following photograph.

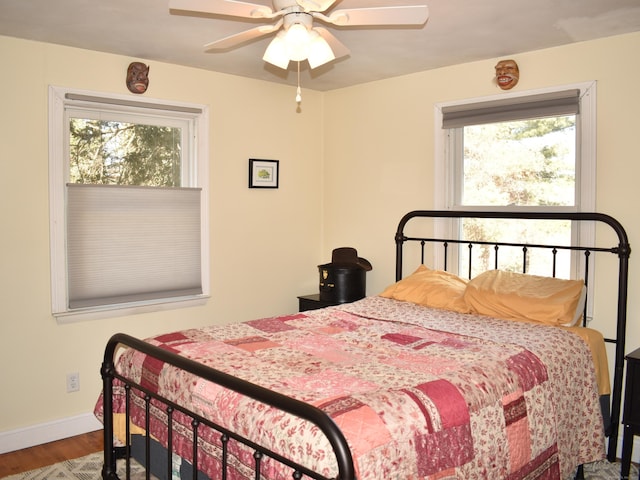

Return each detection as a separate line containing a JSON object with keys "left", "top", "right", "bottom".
{"left": 54, "top": 295, "right": 210, "bottom": 324}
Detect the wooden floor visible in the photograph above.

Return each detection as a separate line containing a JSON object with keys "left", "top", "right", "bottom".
{"left": 0, "top": 430, "right": 103, "bottom": 478}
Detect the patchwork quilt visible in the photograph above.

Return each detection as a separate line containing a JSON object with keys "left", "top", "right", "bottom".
{"left": 95, "top": 296, "right": 606, "bottom": 480}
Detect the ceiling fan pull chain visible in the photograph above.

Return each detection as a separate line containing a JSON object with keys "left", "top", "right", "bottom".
{"left": 296, "top": 61, "right": 302, "bottom": 105}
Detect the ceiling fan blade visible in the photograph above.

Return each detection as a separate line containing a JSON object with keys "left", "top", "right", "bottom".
{"left": 325, "top": 5, "right": 429, "bottom": 26}
{"left": 204, "top": 24, "right": 280, "bottom": 51}
{"left": 169, "top": 0, "right": 274, "bottom": 19}
{"left": 295, "top": 0, "right": 338, "bottom": 12}
{"left": 314, "top": 27, "right": 350, "bottom": 59}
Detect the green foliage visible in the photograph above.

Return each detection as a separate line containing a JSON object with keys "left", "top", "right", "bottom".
{"left": 510, "top": 117, "right": 575, "bottom": 139}
{"left": 69, "top": 118, "right": 181, "bottom": 186}
{"left": 461, "top": 217, "right": 573, "bottom": 277}
{"left": 460, "top": 115, "right": 576, "bottom": 276}
{"left": 462, "top": 116, "right": 575, "bottom": 207}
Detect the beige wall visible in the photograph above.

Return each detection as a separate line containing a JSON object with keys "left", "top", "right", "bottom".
{"left": 0, "top": 35, "right": 324, "bottom": 440}
{"left": 1, "top": 31, "right": 639, "bottom": 448}
{"left": 323, "top": 32, "right": 640, "bottom": 298}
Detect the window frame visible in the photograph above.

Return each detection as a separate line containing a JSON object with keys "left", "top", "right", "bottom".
{"left": 48, "top": 86, "right": 210, "bottom": 323}
{"left": 433, "top": 82, "right": 597, "bottom": 280}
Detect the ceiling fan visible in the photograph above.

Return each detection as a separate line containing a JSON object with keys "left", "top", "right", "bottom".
{"left": 169, "top": 0, "right": 429, "bottom": 70}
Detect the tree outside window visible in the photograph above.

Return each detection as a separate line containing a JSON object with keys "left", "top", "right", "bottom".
{"left": 69, "top": 119, "right": 182, "bottom": 187}
{"left": 459, "top": 116, "right": 576, "bottom": 278}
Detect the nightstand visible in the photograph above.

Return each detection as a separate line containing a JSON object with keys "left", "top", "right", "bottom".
{"left": 297, "top": 294, "right": 341, "bottom": 312}
{"left": 621, "top": 347, "right": 640, "bottom": 480}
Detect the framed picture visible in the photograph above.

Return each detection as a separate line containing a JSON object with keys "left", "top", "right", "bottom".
{"left": 249, "top": 159, "right": 279, "bottom": 189}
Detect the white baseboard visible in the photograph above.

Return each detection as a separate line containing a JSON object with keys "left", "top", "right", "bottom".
{"left": 0, "top": 413, "right": 102, "bottom": 454}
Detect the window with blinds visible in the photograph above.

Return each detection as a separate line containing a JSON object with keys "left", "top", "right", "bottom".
{"left": 48, "top": 87, "right": 209, "bottom": 322}
{"left": 434, "top": 83, "right": 596, "bottom": 280}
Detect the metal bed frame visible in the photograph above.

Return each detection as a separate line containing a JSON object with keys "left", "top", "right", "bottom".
{"left": 101, "top": 210, "right": 630, "bottom": 480}
{"left": 101, "top": 332, "right": 356, "bottom": 480}
{"left": 395, "top": 210, "right": 631, "bottom": 464}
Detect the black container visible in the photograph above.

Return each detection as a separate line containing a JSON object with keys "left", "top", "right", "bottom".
{"left": 318, "top": 264, "right": 367, "bottom": 303}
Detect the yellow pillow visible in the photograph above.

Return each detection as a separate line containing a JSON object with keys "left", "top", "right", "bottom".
{"left": 464, "top": 270, "right": 585, "bottom": 326}
{"left": 379, "top": 265, "right": 471, "bottom": 313}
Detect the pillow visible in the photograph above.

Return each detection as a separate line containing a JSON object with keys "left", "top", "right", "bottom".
{"left": 379, "top": 265, "right": 471, "bottom": 313}
{"left": 463, "top": 270, "right": 585, "bottom": 326}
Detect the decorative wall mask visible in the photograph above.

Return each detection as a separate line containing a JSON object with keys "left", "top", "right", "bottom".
{"left": 494, "top": 59, "right": 519, "bottom": 90}
{"left": 126, "top": 62, "right": 150, "bottom": 94}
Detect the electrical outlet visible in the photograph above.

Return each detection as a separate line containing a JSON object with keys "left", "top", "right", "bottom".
{"left": 66, "top": 372, "right": 80, "bottom": 393}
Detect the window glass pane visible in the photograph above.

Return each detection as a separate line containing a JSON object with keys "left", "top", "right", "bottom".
{"left": 69, "top": 118, "right": 182, "bottom": 187}
{"left": 460, "top": 218, "right": 572, "bottom": 279}
{"left": 455, "top": 115, "right": 577, "bottom": 279}
{"left": 460, "top": 116, "right": 576, "bottom": 207}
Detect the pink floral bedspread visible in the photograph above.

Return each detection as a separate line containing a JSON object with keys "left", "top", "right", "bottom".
{"left": 95, "top": 296, "right": 605, "bottom": 480}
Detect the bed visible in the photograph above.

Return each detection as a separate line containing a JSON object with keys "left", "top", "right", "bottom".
{"left": 96, "top": 210, "right": 631, "bottom": 480}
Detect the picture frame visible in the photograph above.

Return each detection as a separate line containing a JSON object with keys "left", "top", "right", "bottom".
{"left": 249, "top": 159, "right": 279, "bottom": 189}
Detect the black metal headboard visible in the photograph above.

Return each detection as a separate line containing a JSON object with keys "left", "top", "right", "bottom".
{"left": 394, "top": 210, "right": 630, "bottom": 461}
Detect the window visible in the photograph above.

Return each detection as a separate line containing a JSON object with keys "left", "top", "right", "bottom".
{"left": 434, "top": 83, "right": 596, "bottom": 279}
{"left": 49, "top": 87, "right": 209, "bottom": 322}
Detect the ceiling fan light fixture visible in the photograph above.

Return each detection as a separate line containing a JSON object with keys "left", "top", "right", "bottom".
{"left": 263, "top": 32, "right": 290, "bottom": 69}
{"left": 284, "top": 23, "right": 311, "bottom": 61}
{"left": 181, "top": 0, "right": 430, "bottom": 75}
{"left": 307, "top": 30, "right": 335, "bottom": 69}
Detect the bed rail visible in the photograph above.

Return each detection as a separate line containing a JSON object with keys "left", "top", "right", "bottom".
{"left": 101, "top": 333, "right": 356, "bottom": 480}
{"left": 394, "top": 210, "right": 631, "bottom": 462}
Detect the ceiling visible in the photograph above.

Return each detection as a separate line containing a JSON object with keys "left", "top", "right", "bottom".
{"left": 1, "top": 0, "right": 639, "bottom": 91}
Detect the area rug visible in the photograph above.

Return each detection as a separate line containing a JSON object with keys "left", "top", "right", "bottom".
{"left": 2, "top": 453, "right": 636, "bottom": 480}
{"left": 583, "top": 459, "right": 638, "bottom": 479}
{"left": 2, "top": 452, "right": 150, "bottom": 480}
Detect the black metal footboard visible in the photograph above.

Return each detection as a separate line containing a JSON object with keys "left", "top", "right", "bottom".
{"left": 101, "top": 333, "right": 356, "bottom": 480}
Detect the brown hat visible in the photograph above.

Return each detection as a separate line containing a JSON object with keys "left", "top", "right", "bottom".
{"left": 324, "top": 247, "right": 372, "bottom": 271}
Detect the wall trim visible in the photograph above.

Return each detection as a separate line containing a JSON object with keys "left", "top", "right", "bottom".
{"left": 0, "top": 413, "right": 102, "bottom": 454}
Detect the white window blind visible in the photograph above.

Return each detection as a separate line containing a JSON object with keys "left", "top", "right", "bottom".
{"left": 66, "top": 184, "right": 202, "bottom": 309}
{"left": 441, "top": 89, "right": 580, "bottom": 128}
